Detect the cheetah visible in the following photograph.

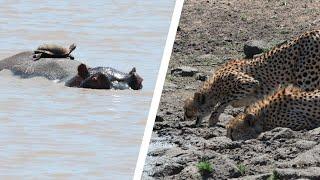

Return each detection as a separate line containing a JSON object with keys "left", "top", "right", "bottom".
{"left": 226, "top": 86, "right": 320, "bottom": 141}
{"left": 184, "top": 29, "right": 320, "bottom": 126}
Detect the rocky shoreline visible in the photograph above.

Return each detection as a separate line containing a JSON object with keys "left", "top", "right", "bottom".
{"left": 143, "top": 0, "right": 320, "bottom": 179}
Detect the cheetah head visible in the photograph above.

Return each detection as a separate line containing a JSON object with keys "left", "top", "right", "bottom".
{"left": 183, "top": 92, "right": 210, "bottom": 122}
{"left": 226, "top": 113, "right": 262, "bottom": 141}
{"left": 184, "top": 71, "right": 260, "bottom": 125}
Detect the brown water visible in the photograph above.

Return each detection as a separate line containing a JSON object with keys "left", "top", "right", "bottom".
{"left": 0, "top": 1, "right": 175, "bottom": 179}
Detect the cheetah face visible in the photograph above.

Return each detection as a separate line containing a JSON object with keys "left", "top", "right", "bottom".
{"left": 183, "top": 92, "right": 212, "bottom": 122}
{"left": 184, "top": 71, "right": 260, "bottom": 124}
{"left": 226, "top": 113, "right": 262, "bottom": 141}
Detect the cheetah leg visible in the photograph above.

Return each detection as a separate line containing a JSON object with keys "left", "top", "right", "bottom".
{"left": 195, "top": 116, "right": 204, "bottom": 127}
{"left": 208, "top": 103, "right": 227, "bottom": 127}
{"left": 208, "top": 111, "right": 220, "bottom": 126}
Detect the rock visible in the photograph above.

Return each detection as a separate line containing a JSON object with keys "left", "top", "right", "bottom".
{"left": 294, "top": 140, "right": 317, "bottom": 150}
{"left": 275, "top": 167, "right": 320, "bottom": 179}
{"left": 271, "top": 128, "right": 296, "bottom": 140}
{"left": 308, "top": 127, "right": 320, "bottom": 135}
{"left": 257, "top": 127, "right": 295, "bottom": 141}
{"left": 171, "top": 66, "right": 199, "bottom": 77}
{"left": 243, "top": 40, "right": 268, "bottom": 58}
{"left": 230, "top": 173, "right": 271, "bottom": 180}
{"left": 177, "top": 26, "right": 181, "bottom": 31}
{"left": 212, "top": 155, "right": 241, "bottom": 178}
{"left": 195, "top": 72, "right": 208, "bottom": 81}
{"left": 250, "top": 154, "right": 270, "bottom": 166}
{"left": 206, "top": 136, "right": 234, "bottom": 150}
{"left": 175, "top": 165, "right": 201, "bottom": 179}
{"left": 153, "top": 162, "right": 185, "bottom": 177}
{"left": 285, "top": 144, "right": 320, "bottom": 168}
{"left": 148, "top": 148, "right": 168, "bottom": 157}
{"left": 155, "top": 115, "right": 164, "bottom": 122}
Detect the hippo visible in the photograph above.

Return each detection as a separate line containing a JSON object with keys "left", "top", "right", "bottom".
{"left": 0, "top": 51, "right": 143, "bottom": 90}
{"left": 65, "top": 63, "right": 143, "bottom": 90}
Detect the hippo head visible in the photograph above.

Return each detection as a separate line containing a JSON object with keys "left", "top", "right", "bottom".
{"left": 65, "top": 63, "right": 90, "bottom": 87}
{"left": 78, "top": 63, "right": 89, "bottom": 79}
{"left": 80, "top": 72, "right": 111, "bottom": 89}
{"left": 127, "top": 67, "right": 143, "bottom": 90}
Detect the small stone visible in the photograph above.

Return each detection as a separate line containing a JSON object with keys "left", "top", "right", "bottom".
{"left": 243, "top": 40, "right": 268, "bottom": 58}
{"left": 155, "top": 115, "right": 164, "bottom": 122}
{"left": 171, "top": 66, "right": 199, "bottom": 77}
{"left": 195, "top": 73, "right": 208, "bottom": 81}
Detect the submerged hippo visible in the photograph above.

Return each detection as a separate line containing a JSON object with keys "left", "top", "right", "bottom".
{"left": 65, "top": 64, "right": 143, "bottom": 90}
{"left": 0, "top": 51, "right": 143, "bottom": 90}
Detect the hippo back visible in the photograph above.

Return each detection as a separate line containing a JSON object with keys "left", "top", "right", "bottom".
{"left": 0, "top": 51, "right": 82, "bottom": 81}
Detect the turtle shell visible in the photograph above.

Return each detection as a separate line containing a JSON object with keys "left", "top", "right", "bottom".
{"left": 36, "top": 44, "right": 69, "bottom": 55}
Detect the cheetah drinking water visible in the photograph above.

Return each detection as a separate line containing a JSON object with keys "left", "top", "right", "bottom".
{"left": 184, "top": 29, "right": 320, "bottom": 126}
{"left": 226, "top": 86, "right": 320, "bottom": 140}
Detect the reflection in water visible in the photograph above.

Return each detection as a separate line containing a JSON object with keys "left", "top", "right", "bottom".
{"left": 0, "top": 0, "right": 175, "bottom": 179}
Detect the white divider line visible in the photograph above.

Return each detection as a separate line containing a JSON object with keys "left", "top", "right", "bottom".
{"left": 133, "top": 0, "right": 184, "bottom": 179}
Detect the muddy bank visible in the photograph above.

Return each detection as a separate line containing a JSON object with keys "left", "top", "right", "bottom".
{"left": 143, "top": 0, "right": 320, "bottom": 179}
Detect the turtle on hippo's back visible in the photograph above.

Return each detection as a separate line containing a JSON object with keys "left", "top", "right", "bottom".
{"left": 33, "top": 43, "right": 76, "bottom": 61}
{"left": 0, "top": 45, "right": 143, "bottom": 90}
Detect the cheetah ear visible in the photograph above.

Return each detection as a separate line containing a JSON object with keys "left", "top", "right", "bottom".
{"left": 194, "top": 92, "right": 205, "bottom": 105}
{"left": 244, "top": 113, "right": 255, "bottom": 126}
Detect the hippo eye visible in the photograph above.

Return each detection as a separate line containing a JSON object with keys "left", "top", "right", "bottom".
{"left": 92, "top": 76, "right": 98, "bottom": 81}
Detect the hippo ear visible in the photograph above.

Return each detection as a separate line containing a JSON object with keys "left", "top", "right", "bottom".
{"left": 129, "top": 67, "right": 136, "bottom": 75}
{"left": 78, "top": 64, "right": 89, "bottom": 79}
{"left": 244, "top": 113, "right": 255, "bottom": 126}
